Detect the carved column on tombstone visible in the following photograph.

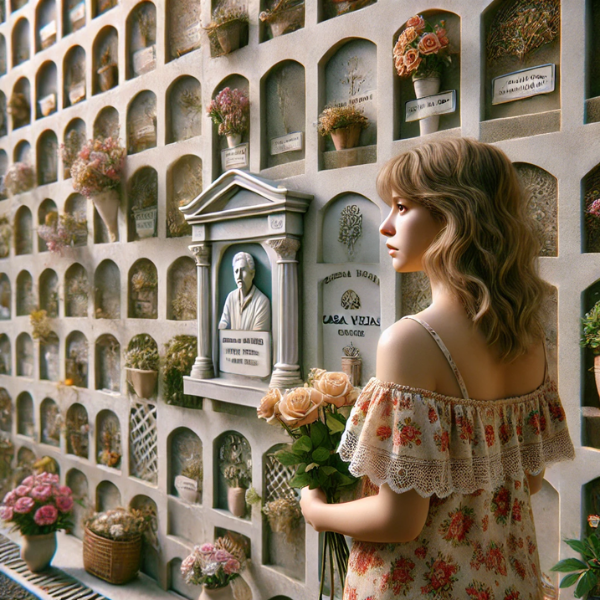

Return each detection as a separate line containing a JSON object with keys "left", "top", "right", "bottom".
{"left": 190, "top": 244, "right": 214, "bottom": 379}
{"left": 268, "top": 237, "right": 303, "bottom": 389}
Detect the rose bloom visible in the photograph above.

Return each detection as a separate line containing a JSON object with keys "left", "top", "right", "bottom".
{"left": 3, "top": 491, "right": 17, "bottom": 506}
{"left": 15, "top": 485, "right": 32, "bottom": 497}
{"left": 401, "top": 27, "right": 418, "bottom": 46}
{"left": 21, "top": 476, "right": 34, "bottom": 487}
{"left": 403, "top": 48, "right": 422, "bottom": 74}
{"left": 199, "top": 543, "right": 215, "bottom": 553}
{"left": 0, "top": 506, "right": 13, "bottom": 520}
{"left": 14, "top": 497, "right": 35, "bottom": 514}
{"left": 30, "top": 485, "right": 53, "bottom": 502}
{"left": 214, "top": 549, "right": 231, "bottom": 563}
{"left": 436, "top": 27, "right": 449, "bottom": 47}
{"left": 418, "top": 32, "right": 443, "bottom": 56}
{"left": 34, "top": 504, "right": 58, "bottom": 526}
{"left": 406, "top": 15, "right": 426, "bottom": 32}
{"left": 56, "top": 495, "right": 74, "bottom": 513}
{"left": 223, "top": 558, "right": 240, "bottom": 575}
{"left": 278, "top": 387, "right": 325, "bottom": 428}
{"left": 312, "top": 371, "right": 356, "bottom": 407}
{"left": 394, "top": 54, "right": 408, "bottom": 77}
{"left": 257, "top": 388, "right": 282, "bottom": 423}
{"left": 56, "top": 485, "right": 72, "bottom": 497}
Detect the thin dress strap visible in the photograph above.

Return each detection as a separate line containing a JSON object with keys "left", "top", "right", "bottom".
{"left": 401, "top": 316, "right": 470, "bottom": 400}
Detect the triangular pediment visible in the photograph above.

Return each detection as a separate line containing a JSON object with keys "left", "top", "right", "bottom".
{"left": 180, "top": 169, "right": 312, "bottom": 225}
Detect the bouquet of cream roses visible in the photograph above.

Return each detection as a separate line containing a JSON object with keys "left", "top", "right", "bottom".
{"left": 257, "top": 369, "right": 359, "bottom": 598}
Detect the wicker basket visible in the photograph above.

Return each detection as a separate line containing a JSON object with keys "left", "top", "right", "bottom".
{"left": 83, "top": 526, "right": 142, "bottom": 584}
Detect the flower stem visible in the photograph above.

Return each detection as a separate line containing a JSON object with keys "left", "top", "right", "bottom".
{"left": 319, "top": 531, "right": 328, "bottom": 599}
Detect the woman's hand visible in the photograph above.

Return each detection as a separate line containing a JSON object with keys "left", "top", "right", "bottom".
{"left": 300, "top": 486, "right": 327, "bottom": 531}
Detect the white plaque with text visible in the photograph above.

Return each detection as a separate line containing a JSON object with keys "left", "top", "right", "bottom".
{"left": 405, "top": 90, "right": 456, "bottom": 122}
{"left": 220, "top": 331, "right": 271, "bottom": 378}
{"left": 69, "top": 82, "right": 86, "bottom": 105}
{"left": 40, "top": 21, "right": 57, "bottom": 43}
{"left": 492, "top": 64, "right": 555, "bottom": 105}
{"left": 221, "top": 143, "right": 249, "bottom": 171}
{"left": 174, "top": 475, "right": 198, "bottom": 492}
{"left": 270, "top": 132, "right": 303, "bottom": 155}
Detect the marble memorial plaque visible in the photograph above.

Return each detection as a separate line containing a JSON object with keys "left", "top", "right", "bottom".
{"left": 174, "top": 475, "right": 198, "bottom": 492}
{"left": 492, "top": 64, "right": 555, "bottom": 105}
{"left": 221, "top": 143, "right": 249, "bottom": 171}
{"left": 133, "top": 45, "right": 156, "bottom": 76}
{"left": 69, "top": 2, "right": 85, "bottom": 26}
{"left": 173, "top": 23, "right": 202, "bottom": 55}
{"left": 133, "top": 207, "right": 157, "bottom": 238}
{"left": 40, "top": 21, "right": 57, "bottom": 44}
{"left": 39, "top": 94, "right": 56, "bottom": 117}
{"left": 406, "top": 90, "right": 456, "bottom": 122}
{"left": 219, "top": 331, "right": 271, "bottom": 378}
{"left": 270, "top": 132, "right": 303, "bottom": 155}
{"left": 69, "top": 82, "right": 86, "bottom": 105}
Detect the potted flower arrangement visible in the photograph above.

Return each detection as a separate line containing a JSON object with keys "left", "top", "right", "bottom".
{"left": 0, "top": 473, "right": 74, "bottom": 572}
{"left": 83, "top": 507, "right": 152, "bottom": 584}
{"left": 205, "top": 3, "right": 249, "bottom": 57}
{"left": 30, "top": 309, "right": 53, "bottom": 343}
{"left": 207, "top": 87, "right": 250, "bottom": 148}
{"left": 124, "top": 334, "right": 159, "bottom": 399}
{"left": 259, "top": 0, "right": 304, "bottom": 38}
{"left": 262, "top": 495, "right": 302, "bottom": 542}
{"left": 318, "top": 105, "right": 369, "bottom": 151}
{"left": 3, "top": 162, "right": 35, "bottom": 197}
{"left": 163, "top": 335, "right": 199, "bottom": 407}
{"left": 129, "top": 170, "right": 158, "bottom": 239}
{"left": 582, "top": 300, "right": 600, "bottom": 398}
{"left": 181, "top": 536, "right": 246, "bottom": 600}
{"left": 393, "top": 14, "right": 451, "bottom": 135}
{"left": 38, "top": 211, "right": 88, "bottom": 254}
{"left": 175, "top": 456, "right": 203, "bottom": 503}
{"left": 97, "top": 47, "right": 118, "bottom": 92}
{"left": 70, "top": 137, "right": 125, "bottom": 243}
{"left": 0, "top": 216, "right": 11, "bottom": 258}
{"left": 220, "top": 434, "right": 251, "bottom": 518}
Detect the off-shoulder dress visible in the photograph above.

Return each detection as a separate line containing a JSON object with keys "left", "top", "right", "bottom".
{"left": 338, "top": 316, "right": 575, "bottom": 600}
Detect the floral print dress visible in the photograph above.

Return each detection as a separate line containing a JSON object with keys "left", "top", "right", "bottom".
{"left": 338, "top": 317, "right": 575, "bottom": 600}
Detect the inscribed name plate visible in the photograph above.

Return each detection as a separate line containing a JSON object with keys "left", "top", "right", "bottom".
{"left": 174, "top": 23, "right": 202, "bottom": 55}
{"left": 40, "top": 21, "right": 57, "bottom": 42}
{"left": 134, "top": 208, "right": 156, "bottom": 237}
{"left": 270, "top": 132, "right": 303, "bottom": 155}
{"left": 222, "top": 143, "right": 249, "bottom": 171}
{"left": 406, "top": 90, "right": 456, "bottom": 122}
{"left": 69, "top": 82, "right": 86, "bottom": 105}
{"left": 492, "top": 64, "right": 555, "bottom": 105}
{"left": 133, "top": 46, "right": 156, "bottom": 75}
{"left": 219, "top": 331, "right": 271, "bottom": 378}
{"left": 174, "top": 475, "right": 198, "bottom": 493}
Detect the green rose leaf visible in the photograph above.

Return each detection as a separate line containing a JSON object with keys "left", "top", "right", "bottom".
{"left": 292, "top": 436, "right": 313, "bottom": 455}
{"left": 326, "top": 413, "right": 346, "bottom": 434}
{"left": 275, "top": 450, "right": 303, "bottom": 466}
{"left": 289, "top": 473, "right": 312, "bottom": 488}
{"left": 558, "top": 572, "right": 581, "bottom": 589}
{"left": 312, "top": 447, "right": 330, "bottom": 463}
{"left": 320, "top": 466, "right": 338, "bottom": 476}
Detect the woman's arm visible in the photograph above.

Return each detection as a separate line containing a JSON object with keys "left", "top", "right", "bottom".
{"left": 526, "top": 469, "right": 545, "bottom": 495}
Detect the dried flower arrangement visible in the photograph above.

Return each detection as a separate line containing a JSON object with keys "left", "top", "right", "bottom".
{"left": 100, "top": 46, "right": 115, "bottom": 69}
{"left": 259, "top": 0, "right": 304, "bottom": 33}
{"left": 181, "top": 458, "right": 203, "bottom": 487}
{"left": 124, "top": 334, "right": 159, "bottom": 371}
{"left": 85, "top": 506, "right": 153, "bottom": 541}
{"left": 163, "top": 335, "right": 198, "bottom": 406}
{"left": 325, "top": 0, "right": 374, "bottom": 19}
{"left": 65, "top": 339, "right": 88, "bottom": 387}
{"left": 30, "top": 309, "right": 53, "bottom": 343}
{"left": 172, "top": 274, "right": 197, "bottom": 320}
{"left": 66, "top": 273, "right": 89, "bottom": 316}
{"left": 60, "top": 129, "right": 85, "bottom": 178}
{"left": 0, "top": 216, "right": 11, "bottom": 258}
{"left": 38, "top": 211, "right": 88, "bottom": 254}
{"left": 136, "top": 9, "right": 156, "bottom": 47}
{"left": 66, "top": 407, "right": 89, "bottom": 458}
{"left": 220, "top": 434, "right": 251, "bottom": 489}
{"left": 3, "top": 162, "right": 35, "bottom": 196}
{"left": 262, "top": 496, "right": 302, "bottom": 541}
{"left": 7, "top": 92, "right": 30, "bottom": 123}
{"left": 41, "top": 403, "right": 62, "bottom": 446}
{"left": 393, "top": 15, "right": 451, "bottom": 80}
{"left": 98, "top": 421, "right": 121, "bottom": 469}
{"left": 318, "top": 105, "right": 369, "bottom": 136}
{"left": 207, "top": 88, "right": 250, "bottom": 136}
{"left": 131, "top": 263, "right": 158, "bottom": 293}
{"left": 0, "top": 390, "right": 11, "bottom": 431}
{"left": 487, "top": 0, "right": 560, "bottom": 62}
{"left": 168, "top": 163, "right": 201, "bottom": 237}
{"left": 129, "top": 169, "right": 158, "bottom": 211}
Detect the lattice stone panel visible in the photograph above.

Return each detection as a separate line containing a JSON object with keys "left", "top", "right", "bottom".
{"left": 265, "top": 454, "right": 295, "bottom": 503}
{"left": 129, "top": 401, "right": 158, "bottom": 484}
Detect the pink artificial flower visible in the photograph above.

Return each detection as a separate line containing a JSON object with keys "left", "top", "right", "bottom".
{"left": 223, "top": 559, "right": 240, "bottom": 575}
{"left": 21, "top": 476, "right": 34, "bottom": 487}
{"left": 56, "top": 486, "right": 72, "bottom": 497}
{"left": 3, "top": 491, "right": 17, "bottom": 506}
{"left": 588, "top": 198, "right": 600, "bottom": 217}
{"left": 15, "top": 485, "right": 32, "bottom": 497}
{"left": 14, "top": 497, "right": 35, "bottom": 514}
{"left": 34, "top": 504, "right": 58, "bottom": 526}
{"left": 30, "top": 485, "right": 53, "bottom": 502}
{"left": 200, "top": 543, "right": 215, "bottom": 553}
{"left": 55, "top": 495, "right": 74, "bottom": 513}
{"left": 214, "top": 549, "right": 231, "bottom": 563}
{"left": 0, "top": 506, "right": 13, "bottom": 520}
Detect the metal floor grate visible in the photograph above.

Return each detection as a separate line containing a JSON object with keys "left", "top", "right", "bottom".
{"left": 0, "top": 534, "right": 110, "bottom": 600}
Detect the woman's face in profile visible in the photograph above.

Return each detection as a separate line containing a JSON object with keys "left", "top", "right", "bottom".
{"left": 379, "top": 195, "right": 443, "bottom": 273}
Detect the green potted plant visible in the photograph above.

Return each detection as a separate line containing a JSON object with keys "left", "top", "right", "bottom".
{"left": 582, "top": 300, "right": 600, "bottom": 398}
{"left": 259, "top": 0, "right": 304, "bottom": 38}
{"left": 124, "top": 334, "right": 159, "bottom": 399}
{"left": 206, "top": 87, "right": 250, "bottom": 148}
{"left": 163, "top": 335, "right": 198, "bottom": 407}
{"left": 318, "top": 105, "right": 369, "bottom": 151}
{"left": 129, "top": 170, "right": 158, "bottom": 239}
{"left": 205, "top": 2, "right": 249, "bottom": 57}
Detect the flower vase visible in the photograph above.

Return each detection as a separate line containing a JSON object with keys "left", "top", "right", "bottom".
{"left": 226, "top": 133, "right": 242, "bottom": 148}
{"left": 198, "top": 584, "right": 235, "bottom": 600}
{"left": 216, "top": 21, "right": 244, "bottom": 55}
{"left": 227, "top": 487, "right": 246, "bottom": 518}
{"left": 126, "top": 367, "right": 157, "bottom": 399}
{"left": 330, "top": 123, "right": 362, "bottom": 150}
{"left": 413, "top": 76, "right": 441, "bottom": 135}
{"left": 90, "top": 188, "right": 119, "bottom": 242}
{"left": 21, "top": 532, "right": 57, "bottom": 572}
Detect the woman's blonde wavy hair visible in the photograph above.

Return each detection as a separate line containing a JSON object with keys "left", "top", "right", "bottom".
{"left": 377, "top": 137, "right": 547, "bottom": 362}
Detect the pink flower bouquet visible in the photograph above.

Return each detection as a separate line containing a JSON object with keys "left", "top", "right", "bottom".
{"left": 0, "top": 473, "right": 74, "bottom": 535}
{"left": 206, "top": 87, "right": 249, "bottom": 137}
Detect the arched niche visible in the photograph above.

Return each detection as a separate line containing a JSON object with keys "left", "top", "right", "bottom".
{"left": 65, "top": 191, "right": 86, "bottom": 223}
{"left": 16, "top": 391, "right": 34, "bottom": 436}
{"left": 40, "top": 331, "right": 59, "bottom": 381}
{"left": 321, "top": 38, "right": 377, "bottom": 169}
{"left": 167, "top": 0, "right": 201, "bottom": 61}
{"left": 35, "top": 61, "right": 58, "bottom": 119}
{"left": 126, "top": 1, "right": 157, "bottom": 79}
{"left": 0, "top": 34, "right": 6, "bottom": 76}
{"left": 96, "top": 480, "right": 121, "bottom": 511}
{"left": 63, "top": 0, "right": 86, "bottom": 36}
{"left": 259, "top": 0, "right": 305, "bottom": 42}
{"left": 63, "top": 120, "right": 86, "bottom": 179}
{"left": 11, "top": 0, "right": 28, "bottom": 12}
{"left": 0, "top": 91, "right": 7, "bottom": 137}
{"left": 0, "top": 388, "right": 13, "bottom": 431}
{"left": 16, "top": 270, "right": 34, "bottom": 315}
{"left": 38, "top": 198, "right": 57, "bottom": 252}
{"left": 65, "top": 330, "right": 88, "bottom": 387}
{"left": 63, "top": 46, "right": 86, "bottom": 108}
{"left": 169, "top": 427, "right": 202, "bottom": 502}
{"left": 0, "top": 335, "right": 10, "bottom": 375}
{"left": 15, "top": 447, "right": 36, "bottom": 484}
{"left": 263, "top": 444, "right": 304, "bottom": 579}
{"left": 36, "top": 130, "right": 58, "bottom": 184}
{"left": 10, "top": 78, "right": 31, "bottom": 129}
{"left": 262, "top": 60, "right": 306, "bottom": 171}
{"left": 66, "top": 468, "right": 88, "bottom": 539}
{"left": 583, "top": 163, "right": 600, "bottom": 253}
{"left": 93, "top": 105, "right": 119, "bottom": 140}
{"left": 95, "top": 333, "right": 120, "bottom": 392}
{"left": 583, "top": 477, "right": 600, "bottom": 541}
{"left": 66, "top": 402, "right": 88, "bottom": 457}
{"left": 393, "top": 11, "right": 461, "bottom": 140}
{"left": 214, "top": 431, "right": 252, "bottom": 518}
{"left": 94, "top": 260, "right": 120, "bottom": 318}
{"left": 127, "top": 90, "right": 157, "bottom": 154}
{"left": 129, "top": 495, "right": 159, "bottom": 580}
{"left": 93, "top": 0, "right": 117, "bottom": 18}
{"left": 40, "top": 397, "right": 60, "bottom": 446}
{"left": 321, "top": 0, "right": 375, "bottom": 21}
{"left": 65, "top": 263, "right": 89, "bottom": 317}
{"left": 35, "top": 0, "right": 56, "bottom": 52}
{"left": 39, "top": 268, "right": 59, "bottom": 317}
{"left": 12, "top": 17, "right": 30, "bottom": 66}
{"left": 582, "top": 279, "right": 600, "bottom": 448}
{"left": 482, "top": 0, "right": 560, "bottom": 142}
{"left": 96, "top": 409, "right": 121, "bottom": 469}
{"left": 166, "top": 154, "right": 200, "bottom": 238}
{"left": 128, "top": 258, "right": 158, "bottom": 318}
{"left": 14, "top": 139, "right": 31, "bottom": 163}
{"left": 0, "top": 273, "right": 10, "bottom": 320}
{"left": 127, "top": 166, "right": 158, "bottom": 241}
{"left": 167, "top": 256, "right": 196, "bottom": 320}
{"left": 0, "top": 151, "right": 8, "bottom": 200}
{"left": 166, "top": 76, "right": 202, "bottom": 144}
{"left": 92, "top": 27, "right": 118, "bottom": 96}
{"left": 14, "top": 205, "right": 33, "bottom": 255}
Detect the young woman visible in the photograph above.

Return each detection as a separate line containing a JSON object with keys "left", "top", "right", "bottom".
{"left": 300, "top": 138, "right": 575, "bottom": 599}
